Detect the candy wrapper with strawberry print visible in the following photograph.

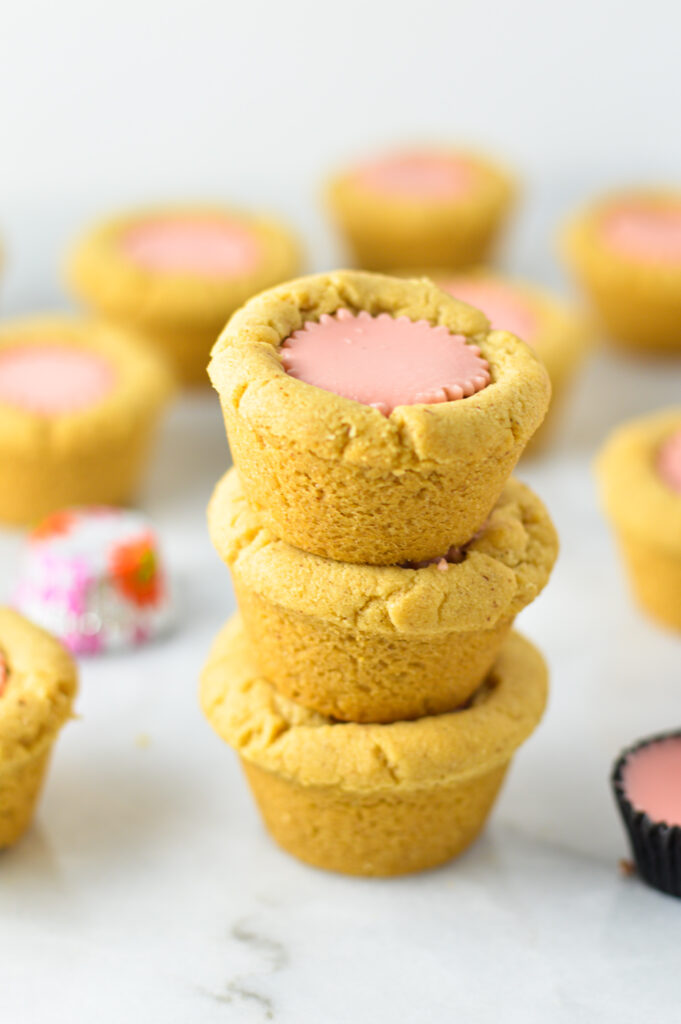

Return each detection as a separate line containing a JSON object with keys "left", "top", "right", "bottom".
{"left": 13, "top": 507, "right": 174, "bottom": 654}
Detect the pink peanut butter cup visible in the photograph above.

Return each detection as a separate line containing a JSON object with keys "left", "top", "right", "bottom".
{"left": 439, "top": 277, "right": 538, "bottom": 344}
{"left": 0, "top": 346, "right": 114, "bottom": 416}
{"left": 622, "top": 737, "right": 681, "bottom": 829}
{"left": 279, "top": 309, "right": 490, "bottom": 416}
{"left": 122, "top": 218, "right": 261, "bottom": 276}
{"left": 612, "top": 731, "right": 681, "bottom": 898}
{"left": 354, "top": 152, "right": 475, "bottom": 201}
{"left": 657, "top": 429, "right": 681, "bottom": 494}
{"left": 602, "top": 204, "right": 681, "bottom": 264}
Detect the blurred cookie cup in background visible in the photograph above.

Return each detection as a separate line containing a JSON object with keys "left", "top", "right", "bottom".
{"left": 597, "top": 408, "right": 681, "bottom": 630}
{"left": 0, "top": 315, "right": 173, "bottom": 526}
{"left": 429, "top": 269, "right": 592, "bottom": 452}
{"left": 562, "top": 189, "right": 681, "bottom": 353}
{"left": 0, "top": 608, "right": 77, "bottom": 848}
{"left": 66, "top": 205, "right": 302, "bottom": 385}
{"left": 325, "top": 147, "right": 516, "bottom": 272}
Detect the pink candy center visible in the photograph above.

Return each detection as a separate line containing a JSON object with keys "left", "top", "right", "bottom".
{"left": 657, "top": 429, "right": 681, "bottom": 494}
{"left": 280, "top": 310, "right": 490, "bottom": 416}
{"left": 122, "top": 218, "right": 261, "bottom": 276}
{"left": 623, "top": 738, "right": 681, "bottom": 827}
{"left": 602, "top": 205, "right": 681, "bottom": 264}
{"left": 440, "top": 277, "right": 538, "bottom": 344}
{"left": 0, "top": 346, "right": 115, "bottom": 415}
{"left": 354, "top": 153, "right": 475, "bottom": 200}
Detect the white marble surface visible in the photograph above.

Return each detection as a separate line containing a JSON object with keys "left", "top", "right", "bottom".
{"left": 2, "top": 356, "right": 681, "bottom": 1022}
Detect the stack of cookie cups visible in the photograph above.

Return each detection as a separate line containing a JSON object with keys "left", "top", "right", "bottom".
{"left": 202, "top": 271, "right": 558, "bottom": 876}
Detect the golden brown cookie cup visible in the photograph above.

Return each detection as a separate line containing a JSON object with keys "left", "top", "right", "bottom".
{"left": 201, "top": 618, "right": 547, "bottom": 876}
{"left": 0, "top": 316, "right": 173, "bottom": 526}
{"left": 209, "top": 271, "right": 550, "bottom": 564}
{"left": 325, "top": 150, "right": 516, "bottom": 272}
{"left": 0, "top": 608, "right": 77, "bottom": 848}
{"left": 65, "top": 205, "right": 302, "bottom": 386}
{"left": 209, "top": 469, "right": 557, "bottom": 722}
{"left": 562, "top": 191, "right": 681, "bottom": 353}
{"left": 597, "top": 408, "right": 681, "bottom": 630}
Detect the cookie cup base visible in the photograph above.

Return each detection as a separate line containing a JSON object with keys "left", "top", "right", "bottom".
{"left": 0, "top": 424, "right": 159, "bottom": 526}
{"left": 236, "top": 584, "right": 512, "bottom": 723}
{"left": 586, "top": 288, "right": 681, "bottom": 353}
{"left": 201, "top": 620, "right": 548, "bottom": 878}
{"left": 225, "top": 413, "right": 522, "bottom": 561}
{"left": 339, "top": 220, "right": 503, "bottom": 275}
{"left": 616, "top": 531, "right": 681, "bottom": 630}
{"left": 0, "top": 748, "right": 51, "bottom": 848}
{"left": 242, "top": 759, "right": 507, "bottom": 876}
{"left": 129, "top": 321, "right": 220, "bottom": 387}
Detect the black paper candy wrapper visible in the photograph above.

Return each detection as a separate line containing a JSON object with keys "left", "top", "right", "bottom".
{"left": 612, "top": 731, "right": 681, "bottom": 900}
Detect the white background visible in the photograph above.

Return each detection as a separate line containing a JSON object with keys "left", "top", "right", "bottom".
{"left": 2, "top": 3, "right": 681, "bottom": 1022}
{"left": 2, "top": 0, "right": 681, "bottom": 309}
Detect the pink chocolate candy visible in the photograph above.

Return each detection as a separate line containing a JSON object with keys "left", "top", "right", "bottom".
{"left": 622, "top": 737, "right": 681, "bottom": 828}
{"left": 280, "top": 309, "right": 490, "bottom": 416}
{"left": 0, "top": 346, "right": 114, "bottom": 415}
{"left": 122, "top": 218, "right": 261, "bottom": 276}
{"left": 657, "top": 429, "right": 681, "bottom": 494}
{"left": 354, "top": 152, "right": 475, "bottom": 200}
{"left": 440, "top": 277, "right": 538, "bottom": 344}
{"left": 602, "top": 204, "right": 681, "bottom": 264}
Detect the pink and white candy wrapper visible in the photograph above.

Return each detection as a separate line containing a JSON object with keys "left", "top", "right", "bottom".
{"left": 14, "top": 507, "right": 174, "bottom": 654}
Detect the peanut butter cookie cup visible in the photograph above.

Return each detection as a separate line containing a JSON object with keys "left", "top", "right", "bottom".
{"left": 201, "top": 618, "right": 547, "bottom": 877}
{"left": 209, "top": 270, "right": 550, "bottom": 564}
{"left": 597, "top": 408, "right": 681, "bottom": 630}
{"left": 0, "top": 608, "right": 77, "bottom": 847}
{"left": 562, "top": 190, "right": 681, "bottom": 353}
{"left": 0, "top": 315, "right": 173, "bottom": 525}
{"left": 326, "top": 148, "right": 515, "bottom": 272}
{"left": 66, "top": 205, "right": 302, "bottom": 385}
{"left": 209, "top": 469, "right": 557, "bottom": 722}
